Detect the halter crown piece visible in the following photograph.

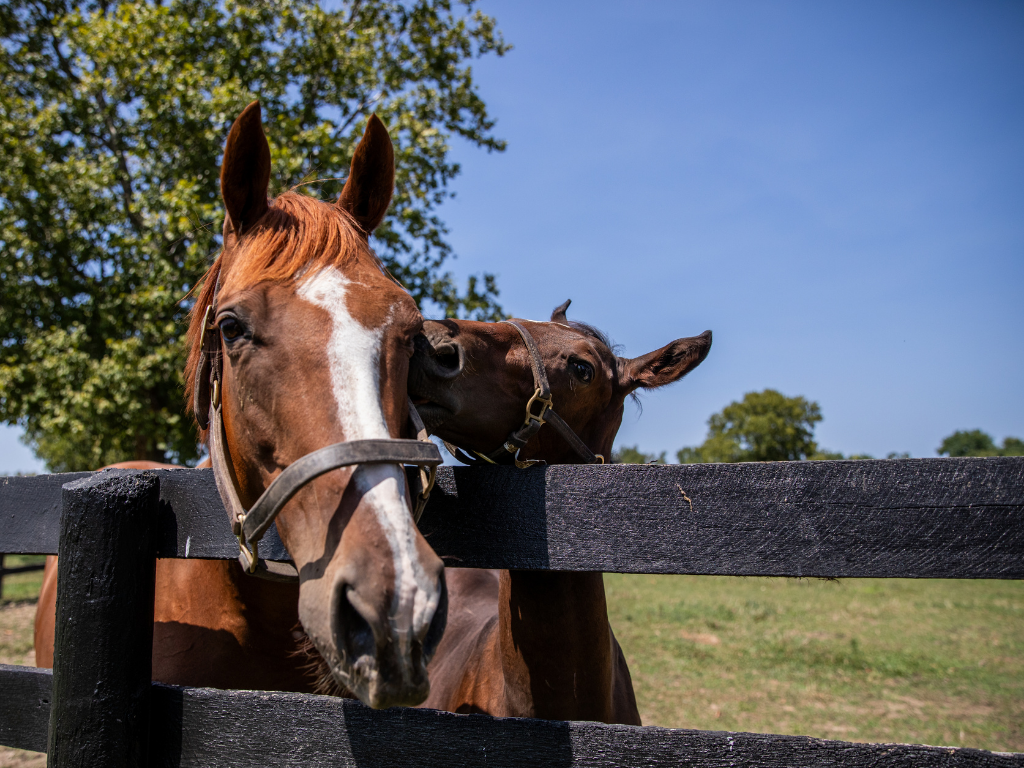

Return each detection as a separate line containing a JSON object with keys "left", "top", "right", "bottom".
{"left": 193, "top": 297, "right": 442, "bottom": 583}
{"left": 443, "top": 320, "right": 605, "bottom": 469}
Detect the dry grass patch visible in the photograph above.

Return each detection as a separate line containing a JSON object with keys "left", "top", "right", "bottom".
{"left": 606, "top": 574, "right": 1024, "bottom": 751}
{"left": 0, "top": 600, "right": 44, "bottom": 767}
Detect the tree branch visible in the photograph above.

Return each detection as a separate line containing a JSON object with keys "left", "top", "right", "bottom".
{"left": 49, "top": 36, "right": 145, "bottom": 236}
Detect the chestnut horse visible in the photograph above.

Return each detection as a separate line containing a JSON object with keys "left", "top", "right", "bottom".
{"left": 36, "top": 102, "right": 447, "bottom": 709}
{"left": 408, "top": 302, "right": 712, "bottom": 722}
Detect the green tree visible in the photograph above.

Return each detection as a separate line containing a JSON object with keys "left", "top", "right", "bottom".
{"left": 677, "top": 389, "right": 824, "bottom": 463}
{"left": 0, "top": 0, "right": 509, "bottom": 470}
{"left": 938, "top": 430, "right": 1024, "bottom": 457}
{"left": 611, "top": 445, "right": 666, "bottom": 464}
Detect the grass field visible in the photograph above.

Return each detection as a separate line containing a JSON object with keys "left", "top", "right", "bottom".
{"left": 0, "top": 556, "right": 47, "bottom": 605}
{"left": 606, "top": 574, "right": 1024, "bottom": 751}
{"left": 2, "top": 568, "right": 1022, "bottom": 762}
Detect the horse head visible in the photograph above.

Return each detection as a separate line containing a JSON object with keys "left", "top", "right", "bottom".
{"left": 187, "top": 102, "right": 446, "bottom": 708}
{"left": 410, "top": 300, "right": 712, "bottom": 463}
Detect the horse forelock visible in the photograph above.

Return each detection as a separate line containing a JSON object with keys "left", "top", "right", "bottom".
{"left": 183, "top": 191, "right": 383, "bottom": 432}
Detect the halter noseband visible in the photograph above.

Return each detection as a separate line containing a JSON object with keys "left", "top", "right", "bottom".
{"left": 193, "top": 300, "right": 442, "bottom": 583}
{"left": 443, "top": 320, "right": 605, "bottom": 468}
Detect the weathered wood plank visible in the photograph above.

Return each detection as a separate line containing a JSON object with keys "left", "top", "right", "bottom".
{"left": 0, "top": 467, "right": 289, "bottom": 561}
{"left": 0, "top": 666, "right": 1019, "bottom": 766}
{"left": 0, "top": 472, "right": 90, "bottom": 554}
{"left": 420, "top": 458, "right": 1024, "bottom": 578}
{"left": 0, "top": 665, "right": 50, "bottom": 753}
{"left": 49, "top": 471, "right": 160, "bottom": 767}
{"left": 1, "top": 458, "right": 1022, "bottom": 578}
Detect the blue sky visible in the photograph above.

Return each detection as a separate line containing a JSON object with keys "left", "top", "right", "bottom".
{"left": 433, "top": 0, "right": 1024, "bottom": 461}
{"left": 1, "top": 0, "right": 1021, "bottom": 473}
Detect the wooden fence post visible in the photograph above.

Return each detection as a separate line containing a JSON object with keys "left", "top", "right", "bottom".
{"left": 47, "top": 470, "right": 159, "bottom": 768}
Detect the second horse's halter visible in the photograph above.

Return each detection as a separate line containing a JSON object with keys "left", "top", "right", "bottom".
{"left": 443, "top": 320, "right": 605, "bottom": 469}
{"left": 193, "top": 300, "right": 441, "bottom": 583}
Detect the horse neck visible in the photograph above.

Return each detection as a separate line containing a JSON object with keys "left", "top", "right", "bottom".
{"left": 498, "top": 568, "right": 617, "bottom": 721}
{"left": 498, "top": 432, "right": 621, "bottom": 721}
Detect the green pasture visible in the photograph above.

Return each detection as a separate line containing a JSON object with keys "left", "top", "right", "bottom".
{"left": 0, "top": 556, "right": 46, "bottom": 604}
{"left": 606, "top": 574, "right": 1024, "bottom": 752}
{"left": 2, "top": 568, "right": 1022, "bottom": 755}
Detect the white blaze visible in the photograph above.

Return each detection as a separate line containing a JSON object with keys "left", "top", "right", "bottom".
{"left": 297, "top": 267, "right": 436, "bottom": 649}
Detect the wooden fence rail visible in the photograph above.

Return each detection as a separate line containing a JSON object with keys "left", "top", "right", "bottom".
{"left": 2, "top": 665, "right": 1020, "bottom": 767}
{"left": 3, "top": 458, "right": 1023, "bottom": 577}
{"left": 1, "top": 459, "right": 1023, "bottom": 766}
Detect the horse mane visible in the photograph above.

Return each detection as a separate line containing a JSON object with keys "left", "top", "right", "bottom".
{"left": 565, "top": 320, "right": 614, "bottom": 352}
{"left": 184, "top": 192, "right": 377, "bottom": 427}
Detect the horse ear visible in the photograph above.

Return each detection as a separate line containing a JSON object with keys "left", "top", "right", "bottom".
{"left": 338, "top": 114, "right": 395, "bottom": 236}
{"left": 619, "top": 331, "right": 712, "bottom": 391}
{"left": 220, "top": 101, "right": 271, "bottom": 237}
{"left": 551, "top": 299, "right": 571, "bottom": 324}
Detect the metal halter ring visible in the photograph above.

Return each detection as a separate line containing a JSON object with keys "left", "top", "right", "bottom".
{"left": 235, "top": 512, "right": 258, "bottom": 573}
{"left": 523, "top": 388, "right": 552, "bottom": 427}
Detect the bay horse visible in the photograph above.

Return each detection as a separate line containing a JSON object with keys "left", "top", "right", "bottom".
{"left": 407, "top": 302, "right": 712, "bottom": 723}
{"left": 35, "top": 102, "right": 447, "bottom": 709}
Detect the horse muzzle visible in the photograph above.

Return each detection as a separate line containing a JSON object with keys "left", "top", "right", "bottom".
{"left": 327, "top": 552, "right": 448, "bottom": 708}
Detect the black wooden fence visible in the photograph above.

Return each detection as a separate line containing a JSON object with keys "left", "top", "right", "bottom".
{"left": 1, "top": 458, "right": 1023, "bottom": 766}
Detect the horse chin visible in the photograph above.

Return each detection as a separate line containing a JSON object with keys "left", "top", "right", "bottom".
{"left": 329, "top": 647, "right": 431, "bottom": 710}
{"left": 413, "top": 401, "right": 454, "bottom": 433}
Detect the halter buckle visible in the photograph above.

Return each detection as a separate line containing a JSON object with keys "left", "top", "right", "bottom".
{"left": 523, "top": 388, "right": 552, "bottom": 427}
{"left": 236, "top": 513, "right": 258, "bottom": 574}
{"left": 413, "top": 464, "right": 437, "bottom": 522}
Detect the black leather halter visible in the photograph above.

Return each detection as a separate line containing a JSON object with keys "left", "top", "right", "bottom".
{"left": 193, "top": 300, "right": 442, "bottom": 582}
{"left": 443, "top": 320, "right": 604, "bottom": 468}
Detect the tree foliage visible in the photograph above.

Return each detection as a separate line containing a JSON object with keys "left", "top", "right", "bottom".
{"left": 677, "top": 389, "right": 823, "bottom": 463}
{"left": 0, "top": 0, "right": 509, "bottom": 470}
{"left": 611, "top": 445, "right": 666, "bottom": 464}
{"left": 676, "top": 389, "right": 886, "bottom": 464}
{"left": 937, "top": 430, "right": 1024, "bottom": 458}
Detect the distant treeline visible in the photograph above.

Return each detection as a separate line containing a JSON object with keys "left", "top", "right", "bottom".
{"left": 613, "top": 389, "right": 1022, "bottom": 464}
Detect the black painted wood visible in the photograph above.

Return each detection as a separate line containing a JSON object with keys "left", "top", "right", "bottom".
{"left": 0, "top": 562, "right": 46, "bottom": 577}
{"left": 0, "top": 467, "right": 289, "bottom": 560}
{"left": 48, "top": 470, "right": 159, "bottom": 767}
{"left": 0, "top": 472, "right": 90, "bottom": 554}
{"left": 418, "top": 458, "right": 1024, "bottom": 578}
{"left": 0, "top": 664, "right": 50, "bottom": 752}
{"left": 1, "top": 458, "right": 1022, "bottom": 577}
{"left": 0, "top": 666, "right": 1019, "bottom": 766}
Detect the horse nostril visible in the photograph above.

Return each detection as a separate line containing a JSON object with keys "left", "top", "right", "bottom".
{"left": 333, "top": 583, "right": 377, "bottom": 666}
{"left": 421, "top": 571, "right": 448, "bottom": 663}
{"left": 432, "top": 343, "right": 462, "bottom": 373}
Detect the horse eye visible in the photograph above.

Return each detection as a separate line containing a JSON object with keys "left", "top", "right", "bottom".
{"left": 219, "top": 317, "right": 245, "bottom": 342}
{"left": 571, "top": 359, "right": 594, "bottom": 383}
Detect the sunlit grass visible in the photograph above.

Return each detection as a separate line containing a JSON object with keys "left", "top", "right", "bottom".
{"left": 0, "top": 556, "right": 46, "bottom": 604}
{"left": 605, "top": 574, "right": 1024, "bottom": 751}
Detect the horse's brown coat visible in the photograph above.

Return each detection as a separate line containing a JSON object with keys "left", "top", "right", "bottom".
{"left": 410, "top": 310, "right": 711, "bottom": 723}
{"left": 36, "top": 104, "right": 446, "bottom": 710}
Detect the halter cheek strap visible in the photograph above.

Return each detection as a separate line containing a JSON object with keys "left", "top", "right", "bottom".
{"left": 195, "top": 300, "right": 442, "bottom": 583}
{"left": 443, "top": 320, "right": 604, "bottom": 468}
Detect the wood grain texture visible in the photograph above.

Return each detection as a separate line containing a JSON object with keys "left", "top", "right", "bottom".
{"left": 0, "top": 472, "right": 90, "bottom": 554}
{"left": 0, "top": 467, "right": 289, "bottom": 561}
{"left": 0, "top": 664, "right": 50, "bottom": 752}
{"left": 49, "top": 470, "right": 159, "bottom": 767}
{"left": 1, "top": 458, "right": 1022, "bottom": 577}
{"left": 1, "top": 667, "right": 1020, "bottom": 766}
{"left": 419, "top": 458, "right": 1024, "bottom": 578}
